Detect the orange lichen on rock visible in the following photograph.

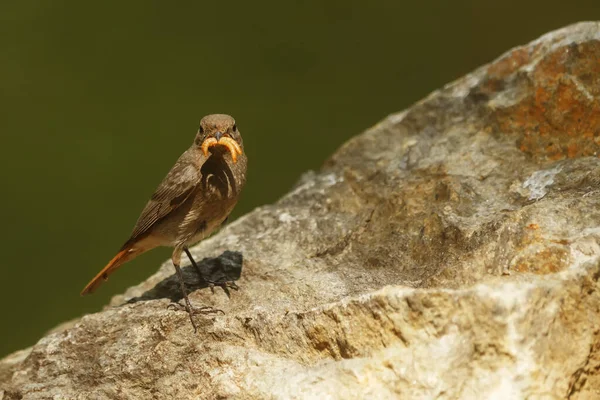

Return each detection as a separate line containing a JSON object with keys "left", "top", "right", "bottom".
{"left": 512, "top": 247, "right": 570, "bottom": 274}
{"left": 491, "top": 41, "right": 600, "bottom": 162}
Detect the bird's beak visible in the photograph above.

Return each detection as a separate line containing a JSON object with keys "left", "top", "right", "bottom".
{"left": 201, "top": 135, "right": 243, "bottom": 163}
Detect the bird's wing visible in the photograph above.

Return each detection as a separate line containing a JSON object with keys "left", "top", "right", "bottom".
{"left": 129, "top": 152, "right": 200, "bottom": 240}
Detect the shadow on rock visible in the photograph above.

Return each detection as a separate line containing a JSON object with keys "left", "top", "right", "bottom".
{"left": 126, "top": 250, "right": 243, "bottom": 304}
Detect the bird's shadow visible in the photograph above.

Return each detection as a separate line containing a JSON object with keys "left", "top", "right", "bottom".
{"left": 126, "top": 250, "right": 243, "bottom": 304}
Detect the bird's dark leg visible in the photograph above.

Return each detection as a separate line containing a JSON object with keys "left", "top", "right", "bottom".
{"left": 183, "top": 247, "right": 239, "bottom": 298}
{"left": 168, "top": 248, "right": 223, "bottom": 332}
{"left": 172, "top": 261, "right": 199, "bottom": 333}
{"left": 184, "top": 247, "right": 204, "bottom": 277}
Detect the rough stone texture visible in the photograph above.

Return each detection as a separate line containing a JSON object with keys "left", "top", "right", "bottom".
{"left": 2, "top": 22, "right": 600, "bottom": 400}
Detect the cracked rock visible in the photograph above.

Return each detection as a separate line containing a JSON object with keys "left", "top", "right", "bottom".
{"left": 2, "top": 22, "right": 600, "bottom": 400}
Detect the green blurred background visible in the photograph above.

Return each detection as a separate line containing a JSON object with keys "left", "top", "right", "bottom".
{"left": 0, "top": 1, "right": 598, "bottom": 357}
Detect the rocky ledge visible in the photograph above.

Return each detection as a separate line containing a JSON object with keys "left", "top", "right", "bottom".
{"left": 2, "top": 22, "right": 600, "bottom": 400}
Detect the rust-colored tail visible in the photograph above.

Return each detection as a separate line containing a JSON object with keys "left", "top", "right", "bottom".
{"left": 81, "top": 244, "right": 140, "bottom": 296}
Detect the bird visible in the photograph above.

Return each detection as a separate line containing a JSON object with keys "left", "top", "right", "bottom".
{"left": 81, "top": 114, "right": 247, "bottom": 332}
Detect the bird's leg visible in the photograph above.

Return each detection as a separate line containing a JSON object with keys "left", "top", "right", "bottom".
{"left": 183, "top": 247, "right": 239, "bottom": 298}
{"left": 184, "top": 247, "right": 204, "bottom": 277}
{"left": 169, "top": 248, "right": 223, "bottom": 332}
{"left": 172, "top": 261, "right": 199, "bottom": 333}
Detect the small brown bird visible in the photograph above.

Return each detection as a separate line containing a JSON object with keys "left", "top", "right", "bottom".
{"left": 81, "top": 114, "right": 247, "bottom": 331}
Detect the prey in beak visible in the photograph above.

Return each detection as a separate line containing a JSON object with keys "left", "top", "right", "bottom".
{"left": 195, "top": 114, "right": 244, "bottom": 163}
{"left": 201, "top": 134, "right": 243, "bottom": 163}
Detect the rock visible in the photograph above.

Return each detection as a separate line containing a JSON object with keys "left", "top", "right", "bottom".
{"left": 2, "top": 22, "right": 600, "bottom": 399}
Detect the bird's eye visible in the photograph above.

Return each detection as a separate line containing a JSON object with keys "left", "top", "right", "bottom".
{"left": 232, "top": 124, "right": 237, "bottom": 132}
{"left": 199, "top": 126, "right": 204, "bottom": 134}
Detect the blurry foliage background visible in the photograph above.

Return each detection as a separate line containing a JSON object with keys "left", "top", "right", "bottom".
{"left": 0, "top": 1, "right": 598, "bottom": 357}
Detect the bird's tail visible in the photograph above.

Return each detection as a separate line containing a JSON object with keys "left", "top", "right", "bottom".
{"left": 80, "top": 243, "right": 140, "bottom": 296}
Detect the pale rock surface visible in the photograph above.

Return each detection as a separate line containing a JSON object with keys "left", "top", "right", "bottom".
{"left": 2, "top": 22, "right": 600, "bottom": 400}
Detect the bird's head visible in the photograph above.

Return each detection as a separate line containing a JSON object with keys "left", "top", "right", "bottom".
{"left": 194, "top": 114, "right": 243, "bottom": 163}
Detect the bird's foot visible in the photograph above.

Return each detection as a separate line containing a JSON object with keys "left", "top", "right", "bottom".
{"left": 206, "top": 279, "right": 239, "bottom": 298}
